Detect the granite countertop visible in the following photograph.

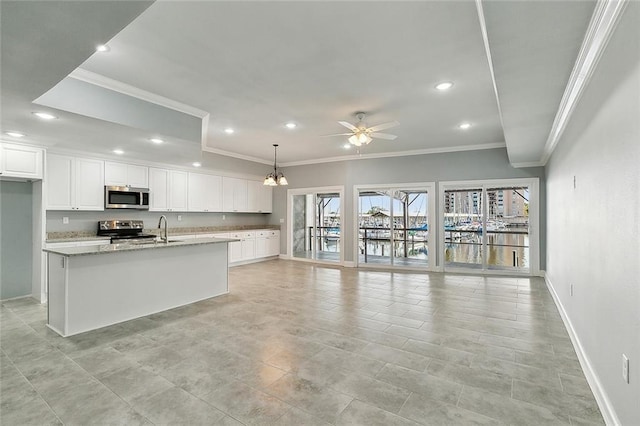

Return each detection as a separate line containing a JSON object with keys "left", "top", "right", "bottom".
{"left": 46, "top": 225, "right": 280, "bottom": 242}
{"left": 43, "top": 237, "right": 238, "bottom": 257}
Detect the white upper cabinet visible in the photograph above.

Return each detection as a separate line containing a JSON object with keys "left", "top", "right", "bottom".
{"left": 46, "top": 154, "right": 104, "bottom": 211}
{"left": 149, "top": 168, "right": 188, "bottom": 212}
{"left": 222, "top": 177, "right": 248, "bottom": 212}
{"left": 188, "top": 173, "right": 222, "bottom": 212}
{"left": 148, "top": 168, "right": 169, "bottom": 211}
{"left": 169, "top": 170, "right": 188, "bottom": 211}
{"left": 104, "top": 162, "right": 148, "bottom": 188}
{"left": 0, "top": 143, "right": 44, "bottom": 180}
{"left": 247, "top": 180, "right": 272, "bottom": 213}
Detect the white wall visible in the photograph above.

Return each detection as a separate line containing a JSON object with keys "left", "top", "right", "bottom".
{"left": 269, "top": 147, "right": 545, "bottom": 265}
{"left": 0, "top": 181, "right": 33, "bottom": 299}
{"left": 545, "top": 3, "right": 639, "bottom": 424}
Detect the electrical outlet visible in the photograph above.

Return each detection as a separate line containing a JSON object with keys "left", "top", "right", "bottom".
{"left": 280, "top": 218, "right": 285, "bottom": 223}
{"left": 222, "top": 214, "right": 226, "bottom": 220}
{"left": 62, "top": 217, "right": 69, "bottom": 225}
{"left": 622, "top": 354, "right": 629, "bottom": 383}
{"left": 177, "top": 215, "right": 182, "bottom": 221}
{"left": 570, "top": 283, "right": 574, "bottom": 296}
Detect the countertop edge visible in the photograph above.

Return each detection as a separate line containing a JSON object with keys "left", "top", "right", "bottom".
{"left": 43, "top": 237, "right": 239, "bottom": 257}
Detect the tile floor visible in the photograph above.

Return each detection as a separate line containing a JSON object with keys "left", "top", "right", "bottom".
{"left": 1, "top": 260, "right": 604, "bottom": 425}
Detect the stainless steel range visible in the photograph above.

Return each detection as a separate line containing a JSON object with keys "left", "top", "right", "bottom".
{"left": 97, "top": 220, "right": 157, "bottom": 244}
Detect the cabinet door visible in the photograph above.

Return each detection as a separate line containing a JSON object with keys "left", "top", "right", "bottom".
{"left": 168, "top": 170, "right": 188, "bottom": 211}
{"left": 104, "top": 162, "right": 128, "bottom": 186}
{"left": 127, "top": 165, "right": 148, "bottom": 188}
{"left": 187, "top": 172, "right": 206, "bottom": 212}
{"left": 1, "top": 144, "right": 43, "bottom": 179}
{"left": 46, "top": 154, "right": 73, "bottom": 210}
{"left": 75, "top": 158, "right": 104, "bottom": 210}
{"left": 255, "top": 237, "right": 268, "bottom": 258}
{"left": 241, "top": 238, "right": 255, "bottom": 260}
{"left": 149, "top": 168, "right": 169, "bottom": 211}
{"left": 223, "top": 177, "right": 248, "bottom": 212}
{"left": 268, "top": 232, "right": 280, "bottom": 256}
{"left": 247, "top": 181, "right": 262, "bottom": 212}
{"left": 229, "top": 232, "right": 243, "bottom": 262}
{"left": 205, "top": 174, "right": 222, "bottom": 212}
{"left": 261, "top": 185, "right": 273, "bottom": 213}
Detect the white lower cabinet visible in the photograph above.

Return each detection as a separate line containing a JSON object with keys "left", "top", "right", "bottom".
{"left": 256, "top": 230, "right": 280, "bottom": 258}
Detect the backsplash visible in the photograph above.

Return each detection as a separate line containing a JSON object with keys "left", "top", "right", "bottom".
{"left": 46, "top": 210, "right": 271, "bottom": 234}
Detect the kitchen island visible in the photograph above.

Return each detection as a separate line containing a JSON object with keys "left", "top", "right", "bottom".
{"left": 44, "top": 237, "right": 236, "bottom": 337}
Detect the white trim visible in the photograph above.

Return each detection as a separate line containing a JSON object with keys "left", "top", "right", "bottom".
{"left": 287, "top": 186, "right": 345, "bottom": 264}
{"left": 438, "top": 178, "right": 539, "bottom": 275}
{"left": 540, "top": 0, "right": 628, "bottom": 165}
{"left": 201, "top": 145, "right": 272, "bottom": 166}
{"left": 353, "top": 182, "right": 437, "bottom": 271}
{"left": 511, "top": 161, "right": 545, "bottom": 169}
{"left": 544, "top": 275, "right": 621, "bottom": 426}
{"left": 280, "top": 142, "right": 506, "bottom": 167}
{"left": 342, "top": 261, "right": 355, "bottom": 268}
{"left": 475, "top": 0, "right": 507, "bottom": 144}
{"left": 0, "top": 294, "right": 35, "bottom": 303}
{"left": 69, "top": 68, "right": 209, "bottom": 118}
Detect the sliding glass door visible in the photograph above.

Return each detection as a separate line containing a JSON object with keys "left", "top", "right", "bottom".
{"left": 441, "top": 180, "right": 535, "bottom": 274}
{"left": 290, "top": 188, "right": 343, "bottom": 264}
{"left": 356, "top": 184, "right": 434, "bottom": 269}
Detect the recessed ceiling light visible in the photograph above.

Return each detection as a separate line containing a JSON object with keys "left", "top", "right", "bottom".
{"left": 435, "top": 81, "right": 454, "bottom": 91}
{"left": 224, "top": 128, "right": 234, "bottom": 134}
{"left": 285, "top": 122, "right": 297, "bottom": 129}
{"left": 192, "top": 162, "right": 202, "bottom": 167}
{"left": 113, "top": 149, "right": 124, "bottom": 155}
{"left": 5, "top": 131, "right": 25, "bottom": 138}
{"left": 96, "top": 44, "right": 110, "bottom": 52}
{"left": 150, "top": 138, "right": 164, "bottom": 144}
{"left": 32, "top": 112, "right": 57, "bottom": 120}
{"left": 458, "top": 122, "right": 472, "bottom": 130}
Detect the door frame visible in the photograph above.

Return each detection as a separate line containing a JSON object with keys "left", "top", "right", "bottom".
{"left": 287, "top": 185, "right": 345, "bottom": 266}
{"left": 353, "top": 182, "right": 437, "bottom": 271}
{"left": 438, "top": 178, "right": 540, "bottom": 276}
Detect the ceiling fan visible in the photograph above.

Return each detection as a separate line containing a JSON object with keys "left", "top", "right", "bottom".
{"left": 325, "top": 112, "right": 399, "bottom": 146}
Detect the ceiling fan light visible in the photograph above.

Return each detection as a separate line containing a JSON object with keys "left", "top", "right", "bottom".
{"left": 348, "top": 134, "right": 360, "bottom": 146}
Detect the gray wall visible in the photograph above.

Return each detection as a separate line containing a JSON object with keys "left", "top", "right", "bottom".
{"left": 47, "top": 210, "right": 270, "bottom": 233}
{"left": 269, "top": 147, "right": 545, "bottom": 266}
{"left": 1, "top": 181, "right": 33, "bottom": 299}
{"left": 545, "top": 4, "right": 639, "bottom": 424}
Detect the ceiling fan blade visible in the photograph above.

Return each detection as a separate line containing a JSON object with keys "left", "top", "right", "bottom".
{"left": 338, "top": 121, "right": 358, "bottom": 131}
{"left": 367, "top": 121, "right": 400, "bottom": 132}
{"left": 320, "top": 132, "right": 353, "bottom": 137}
{"left": 371, "top": 132, "right": 397, "bottom": 140}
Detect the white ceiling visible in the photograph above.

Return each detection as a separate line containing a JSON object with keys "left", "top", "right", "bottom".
{"left": 1, "top": 1, "right": 596, "bottom": 168}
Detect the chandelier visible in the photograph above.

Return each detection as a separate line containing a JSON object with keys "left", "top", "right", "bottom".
{"left": 263, "top": 144, "right": 288, "bottom": 186}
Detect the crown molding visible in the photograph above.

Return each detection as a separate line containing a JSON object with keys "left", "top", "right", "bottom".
{"left": 280, "top": 142, "right": 506, "bottom": 167}
{"left": 540, "top": 0, "right": 629, "bottom": 166}
{"left": 510, "top": 161, "right": 545, "bottom": 169}
{"left": 201, "top": 145, "right": 273, "bottom": 166}
{"left": 69, "top": 68, "right": 209, "bottom": 118}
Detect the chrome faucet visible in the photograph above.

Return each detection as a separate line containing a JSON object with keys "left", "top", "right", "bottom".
{"left": 158, "top": 215, "right": 168, "bottom": 243}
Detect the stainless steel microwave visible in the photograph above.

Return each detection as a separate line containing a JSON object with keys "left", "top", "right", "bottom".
{"left": 105, "top": 186, "right": 150, "bottom": 210}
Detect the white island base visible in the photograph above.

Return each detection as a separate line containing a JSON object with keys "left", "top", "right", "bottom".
{"left": 46, "top": 240, "right": 230, "bottom": 337}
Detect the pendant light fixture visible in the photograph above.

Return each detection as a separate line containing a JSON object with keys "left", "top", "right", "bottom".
{"left": 263, "top": 144, "right": 288, "bottom": 186}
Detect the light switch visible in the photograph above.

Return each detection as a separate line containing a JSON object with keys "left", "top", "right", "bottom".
{"left": 63, "top": 217, "right": 69, "bottom": 225}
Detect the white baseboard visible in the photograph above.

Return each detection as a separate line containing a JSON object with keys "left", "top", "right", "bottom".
{"left": 0, "top": 294, "right": 34, "bottom": 303}
{"left": 342, "top": 261, "right": 355, "bottom": 268}
{"left": 544, "top": 275, "right": 620, "bottom": 426}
